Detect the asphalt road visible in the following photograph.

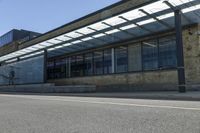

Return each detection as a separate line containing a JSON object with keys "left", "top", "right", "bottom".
{"left": 0, "top": 94, "right": 199, "bottom": 133}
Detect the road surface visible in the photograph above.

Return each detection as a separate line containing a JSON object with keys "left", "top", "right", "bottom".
{"left": 0, "top": 94, "right": 199, "bottom": 133}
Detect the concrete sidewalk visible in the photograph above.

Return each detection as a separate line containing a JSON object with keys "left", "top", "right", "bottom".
{"left": 1, "top": 91, "right": 200, "bottom": 101}
{"left": 62, "top": 91, "right": 200, "bottom": 101}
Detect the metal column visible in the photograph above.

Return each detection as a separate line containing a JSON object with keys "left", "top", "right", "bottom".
{"left": 175, "top": 10, "right": 186, "bottom": 93}
{"left": 111, "top": 48, "right": 115, "bottom": 73}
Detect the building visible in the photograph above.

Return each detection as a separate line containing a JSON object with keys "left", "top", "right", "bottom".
{"left": 0, "top": 29, "right": 41, "bottom": 47}
{"left": 0, "top": 0, "right": 200, "bottom": 92}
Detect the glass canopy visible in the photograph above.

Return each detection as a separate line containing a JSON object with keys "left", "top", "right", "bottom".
{"left": 1, "top": 0, "right": 200, "bottom": 63}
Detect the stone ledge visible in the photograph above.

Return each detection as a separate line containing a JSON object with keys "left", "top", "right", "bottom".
{"left": 0, "top": 84, "right": 96, "bottom": 93}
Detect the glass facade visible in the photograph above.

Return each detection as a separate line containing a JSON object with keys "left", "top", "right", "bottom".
{"left": 159, "top": 36, "right": 177, "bottom": 68}
{"left": 115, "top": 46, "right": 128, "bottom": 73}
{"left": 94, "top": 51, "right": 104, "bottom": 75}
{"left": 103, "top": 49, "right": 112, "bottom": 74}
{"left": 76, "top": 55, "right": 84, "bottom": 77}
{"left": 47, "top": 60, "right": 54, "bottom": 79}
{"left": 54, "top": 58, "right": 66, "bottom": 79}
{"left": 0, "top": 31, "right": 13, "bottom": 47}
{"left": 128, "top": 44, "right": 142, "bottom": 72}
{"left": 66, "top": 58, "right": 70, "bottom": 78}
{"left": 84, "top": 53, "right": 93, "bottom": 76}
{"left": 142, "top": 40, "right": 158, "bottom": 70}
{"left": 70, "top": 56, "right": 78, "bottom": 77}
{"left": 47, "top": 35, "right": 177, "bottom": 80}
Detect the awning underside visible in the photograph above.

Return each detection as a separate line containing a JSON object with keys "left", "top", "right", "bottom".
{"left": 1, "top": 0, "right": 200, "bottom": 63}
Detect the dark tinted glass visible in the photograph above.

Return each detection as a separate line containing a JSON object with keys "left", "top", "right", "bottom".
{"left": 94, "top": 51, "right": 103, "bottom": 75}
{"left": 142, "top": 40, "right": 158, "bottom": 70}
{"left": 159, "top": 36, "right": 177, "bottom": 68}
{"left": 104, "top": 49, "right": 112, "bottom": 74}
{"left": 115, "top": 46, "right": 128, "bottom": 73}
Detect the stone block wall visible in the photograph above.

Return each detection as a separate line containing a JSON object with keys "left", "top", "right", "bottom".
{"left": 49, "top": 70, "right": 178, "bottom": 92}
{"left": 183, "top": 24, "right": 200, "bottom": 89}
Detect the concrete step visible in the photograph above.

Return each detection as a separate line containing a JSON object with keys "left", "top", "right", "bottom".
{"left": 0, "top": 84, "right": 96, "bottom": 93}
{"left": 53, "top": 85, "right": 96, "bottom": 93}
{"left": 187, "top": 84, "right": 200, "bottom": 91}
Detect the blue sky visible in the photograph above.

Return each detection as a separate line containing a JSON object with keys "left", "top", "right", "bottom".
{"left": 0, "top": 0, "right": 120, "bottom": 35}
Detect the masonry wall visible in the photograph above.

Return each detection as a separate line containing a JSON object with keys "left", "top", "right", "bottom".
{"left": 0, "top": 56, "right": 44, "bottom": 85}
{"left": 183, "top": 24, "right": 200, "bottom": 90}
{"left": 49, "top": 70, "right": 178, "bottom": 92}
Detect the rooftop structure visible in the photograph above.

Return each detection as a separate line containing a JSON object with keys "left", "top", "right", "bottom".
{"left": 0, "top": 29, "right": 41, "bottom": 47}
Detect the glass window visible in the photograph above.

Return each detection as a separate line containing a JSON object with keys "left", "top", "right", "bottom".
{"left": 54, "top": 58, "right": 66, "bottom": 79}
{"left": 128, "top": 44, "right": 142, "bottom": 72}
{"left": 47, "top": 60, "right": 55, "bottom": 79}
{"left": 70, "top": 56, "right": 77, "bottom": 77}
{"left": 115, "top": 46, "right": 128, "bottom": 73}
{"left": 70, "top": 55, "right": 84, "bottom": 77}
{"left": 104, "top": 49, "right": 112, "bottom": 74}
{"left": 46, "top": 35, "right": 178, "bottom": 80}
{"left": 76, "top": 55, "right": 84, "bottom": 76}
{"left": 0, "top": 32, "right": 13, "bottom": 46}
{"left": 94, "top": 51, "right": 103, "bottom": 75}
{"left": 66, "top": 58, "right": 70, "bottom": 78}
{"left": 142, "top": 40, "right": 158, "bottom": 70}
{"left": 84, "top": 53, "right": 93, "bottom": 76}
{"left": 159, "top": 36, "right": 177, "bottom": 68}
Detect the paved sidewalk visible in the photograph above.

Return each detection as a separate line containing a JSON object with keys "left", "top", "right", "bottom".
{"left": 1, "top": 91, "right": 200, "bottom": 101}
{"left": 63, "top": 91, "right": 200, "bottom": 101}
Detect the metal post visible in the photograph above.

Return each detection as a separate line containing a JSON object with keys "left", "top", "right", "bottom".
{"left": 111, "top": 48, "right": 115, "bottom": 73}
{"left": 69, "top": 57, "right": 71, "bottom": 78}
{"left": 43, "top": 49, "right": 47, "bottom": 83}
{"left": 175, "top": 10, "right": 186, "bottom": 93}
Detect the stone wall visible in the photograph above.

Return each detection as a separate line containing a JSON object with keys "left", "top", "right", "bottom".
{"left": 183, "top": 24, "right": 200, "bottom": 89}
{"left": 0, "top": 56, "right": 44, "bottom": 85}
{"left": 49, "top": 70, "right": 178, "bottom": 92}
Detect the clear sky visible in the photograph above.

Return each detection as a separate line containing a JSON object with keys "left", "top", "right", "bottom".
{"left": 0, "top": 0, "right": 120, "bottom": 35}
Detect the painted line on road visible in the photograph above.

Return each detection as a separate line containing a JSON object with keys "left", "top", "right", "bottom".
{"left": 0, "top": 94, "right": 200, "bottom": 111}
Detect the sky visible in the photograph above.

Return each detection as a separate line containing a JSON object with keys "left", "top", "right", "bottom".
{"left": 0, "top": 0, "right": 120, "bottom": 36}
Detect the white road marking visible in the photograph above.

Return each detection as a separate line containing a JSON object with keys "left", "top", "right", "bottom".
{"left": 0, "top": 94, "right": 200, "bottom": 111}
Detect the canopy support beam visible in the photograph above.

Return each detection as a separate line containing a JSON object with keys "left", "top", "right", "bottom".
{"left": 87, "top": 27, "right": 122, "bottom": 41}
{"left": 75, "top": 31, "right": 108, "bottom": 44}
{"left": 63, "top": 35, "right": 92, "bottom": 48}
{"left": 139, "top": 9, "right": 172, "bottom": 29}
{"left": 118, "top": 16, "right": 153, "bottom": 33}
{"left": 175, "top": 9, "right": 186, "bottom": 93}
{"left": 163, "top": 1, "right": 193, "bottom": 24}
{"left": 102, "top": 22, "right": 136, "bottom": 36}
{"left": 64, "top": 35, "right": 96, "bottom": 47}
